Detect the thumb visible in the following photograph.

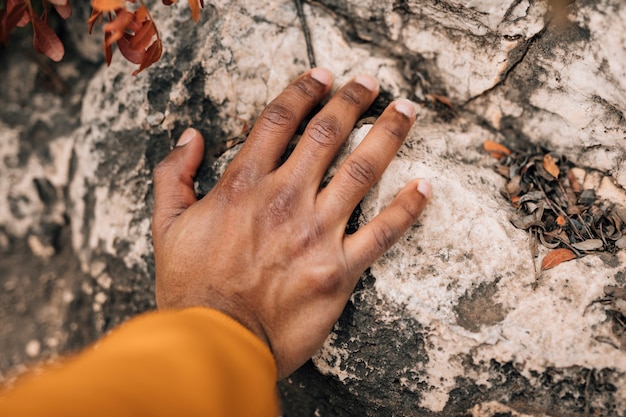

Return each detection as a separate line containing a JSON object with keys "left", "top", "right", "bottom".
{"left": 152, "top": 128, "right": 205, "bottom": 240}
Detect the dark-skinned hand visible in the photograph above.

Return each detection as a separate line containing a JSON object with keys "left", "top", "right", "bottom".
{"left": 151, "top": 68, "right": 432, "bottom": 379}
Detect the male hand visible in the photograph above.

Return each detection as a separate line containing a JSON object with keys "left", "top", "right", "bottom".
{"left": 151, "top": 68, "right": 431, "bottom": 379}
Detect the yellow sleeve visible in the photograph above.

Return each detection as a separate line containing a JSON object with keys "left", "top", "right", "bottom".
{"left": 0, "top": 308, "right": 278, "bottom": 417}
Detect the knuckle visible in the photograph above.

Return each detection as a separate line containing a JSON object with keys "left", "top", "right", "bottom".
{"left": 339, "top": 84, "right": 366, "bottom": 107}
{"left": 153, "top": 159, "right": 178, "bottom": 184}
{"left": 344, "top": 155, "right": 377, "bottom": 187}
{"left": 310, "top": 270, "right": 342, "bottom": 296}
{"left": 266, "top": 185, "right": 298, "bottom": 224}
{"left": 289, "top": 77, "right": 318, "bottom": 99}
{"left": 397, "top": 199, "right": 420, "bottom": 221}
{"left": 380, "top": 120, "right": 406, "bottom": 142}
{"left": 307, "top": 115, "right": 341, "bottom": 148}
{"left": 217, "top": 166, "right": 256, "bottom": 203}
{"left": 372, "top": 221, "right": 396, "bottom": 253}
{"left": 260, "top": 103, "right": 296, "bottom": 129}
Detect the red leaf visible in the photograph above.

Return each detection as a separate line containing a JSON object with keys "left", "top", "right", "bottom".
{"left": 53, "top": 3, "right": 72, "bottom": 19}
{"left": 541, "top": 248, "right": 576, "bottom": 271}
{"left": 1, "top": 0, "right": 29, "bottom": 43}
{"left": 132, "top": 38, "right": 162, "bottom": 75}
{"left": 104, "top": 31, "right": 113, "bottom": 65}
{"left": 32, "top": 15, "right": 65, "bottom": 62}
{"left": 130, "top": 20, "right": 156, "bottom": 49}
{"left": 117, "top": 32, "right": 144, "bottom": 64}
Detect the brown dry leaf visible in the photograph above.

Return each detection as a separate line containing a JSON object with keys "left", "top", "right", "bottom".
{"left": 483, "top": 140, "right": 512, "bottom": 158}
{"left": 132, "top": 38, "right": 162, "bottom": 75}
{"left": 567, "top": 169, "right": 581, "bottom": 193}
{"left": 189, "top": 0, "right": 201, "bottom": 21}
{"left": 572, "top": 239, "right": 603, "bottom": 251}
{"left": 543, "top": 154, "right": 560, "bottom": 179}
{"left": 429, "top": 94, "right": 454, "bottom": 110}
{"left": 541, "top": 248, "right": 576, "bottom": 271}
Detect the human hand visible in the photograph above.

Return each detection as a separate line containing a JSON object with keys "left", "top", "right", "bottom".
{"left": 151, "top": 68, "right": 431, "bottom": 379}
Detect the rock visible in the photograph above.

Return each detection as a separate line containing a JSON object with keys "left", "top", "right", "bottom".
{"left": 1, "top": 0, "right": 626, "bottom": 415}
{"left": 25, "top": 340, "right": 41, "bottom": 358}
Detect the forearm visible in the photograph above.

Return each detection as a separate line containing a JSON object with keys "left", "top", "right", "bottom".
{"left": 0, "top": 308, "right": 278, "bottom": 417}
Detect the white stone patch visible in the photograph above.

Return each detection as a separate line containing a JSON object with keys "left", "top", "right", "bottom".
{"left": 315, "top": 119, "right": 626, "bottom": 411}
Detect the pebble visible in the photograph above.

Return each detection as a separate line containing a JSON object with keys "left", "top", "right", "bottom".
{"left": 25, "top": 340, "right": 41, "bottom": 357}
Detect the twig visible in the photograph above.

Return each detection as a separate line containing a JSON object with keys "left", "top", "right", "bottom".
{"left": 294, "top": 0, "right": 316, "bottom": 68}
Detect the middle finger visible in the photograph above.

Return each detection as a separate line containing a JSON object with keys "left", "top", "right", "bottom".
{"left": 280, "top": 76, "right": 379, "bottom": 186}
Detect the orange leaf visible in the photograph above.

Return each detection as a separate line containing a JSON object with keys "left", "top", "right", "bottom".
{"left": 543, "top": 154, "right": 560, "bottom": 179}
{"left": 130, "top": 20, "right": 156, "bottom": 50}
{"left": 556, "top": 215, "right": 566, "bottom": 226}
{"left": 132, "top": 38, "right": 162, "bottom": 75}
{"left": 88, "top": 9, "right": 103, "bottom": 34}
{"left": 567, "top": 170, "right": 581, "bottom": 193}
{"left": 189, "top": 0, "right": 201, "bottom": 21}
{"left": 92, "top": 0, "right": 126, "bottom": 12}
{"left": 32, "top": 15, "right": 65, "bottom": 62}
{"left": 541, "top": 248, "right": 576, "bottom": 271}
{"left": 135, "top": 5, "right": 148, "bottom": 22}
{"left": 104, "top": 10, "right": 134, "bottom": 45}
{"left": 483, "top": 140, "right": 511, "bottom": 158}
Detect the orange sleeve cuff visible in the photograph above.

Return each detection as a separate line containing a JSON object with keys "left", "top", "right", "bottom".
{"left": 0, "top": 308, "right": 278, "bottom": 417}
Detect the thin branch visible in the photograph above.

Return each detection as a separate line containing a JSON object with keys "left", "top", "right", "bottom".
{"left": 294, "top": 0, "right": 316, "bottom": 68}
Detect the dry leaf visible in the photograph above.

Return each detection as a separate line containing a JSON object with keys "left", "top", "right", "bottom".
{"left": 541, "top": 248, "right": 576, "bottom": 271}
{"left": 32, "top": 15, "right": 64, "bottom": 62}
{"left": 483, "top": 140, "right": 512, "bottom": 158}
{"left": 189, "top": 0, "right": 201, "bottom": 21}
{"left": 572, "top": 239, "right": 603, "bottom": 251}
{"left": 543, "top": 154, "right": 560, "bottom": 179}
{"left": 103, "top": 10, "right": 134, "bottom": 45}
{"left": 92, "top": 0, "right": 126, "bottom": 12}
{"left": 132, "top": 38, "right": 162, "bottom": 75}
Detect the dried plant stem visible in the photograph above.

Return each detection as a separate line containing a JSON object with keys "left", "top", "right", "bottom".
{"left": 294, "top": 0, "right": 316, "bottom": 68}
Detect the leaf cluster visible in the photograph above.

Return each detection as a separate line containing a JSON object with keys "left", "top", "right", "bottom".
{"left": 1, "top": 0, "right": 205, "bottom": 74}
{"left": 485, "top": 140, "right": 626, "bottom": 271}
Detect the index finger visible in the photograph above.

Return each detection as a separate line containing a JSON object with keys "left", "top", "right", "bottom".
{"left": 229, "top": 68, "right": 333, "bottom": 177}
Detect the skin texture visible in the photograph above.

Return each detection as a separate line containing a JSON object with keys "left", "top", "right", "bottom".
{"left": 151, "top": 68, "right": 431, "bottom": 379}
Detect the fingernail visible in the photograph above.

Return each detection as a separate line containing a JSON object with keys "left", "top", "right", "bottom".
{"left": 417, "top": 180, "right": 432, "bottom": 199}
{"left": 354, "top": 75, "right": 378, "bottom": 91}
{"left": 176, "top": 128, "right": 196, "bottom": 147}
{"left": 311, "top": 67, "right": 333, "bottom": 86}
{"left": 395, "top": 99, "right": 418, "bottom": 118}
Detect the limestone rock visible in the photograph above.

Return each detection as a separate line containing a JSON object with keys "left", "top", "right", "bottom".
{"left": 1, "top": 0, "right": 626, "bottom": 415}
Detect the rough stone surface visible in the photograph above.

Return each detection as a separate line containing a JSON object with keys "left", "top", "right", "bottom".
{"left": 1, "top": 0, "right": 626, "bottom": 415}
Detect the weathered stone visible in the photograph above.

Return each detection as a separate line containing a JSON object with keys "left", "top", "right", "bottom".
{"left": 1, "top": 0, "right": 626, "bottom": 415}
